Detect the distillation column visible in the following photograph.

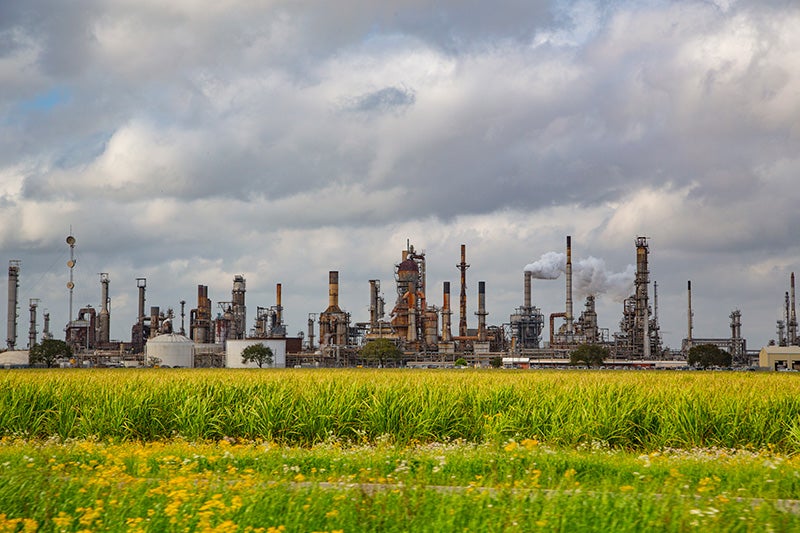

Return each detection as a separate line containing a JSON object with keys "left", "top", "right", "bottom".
{"left": 457, "top": 244, "right": 470, "bottom": 337}
{"left": 635, "top": 237, "right": 651, "bottom": 358}
{"left": 565, "top": 236, "right": 573, "bottom": 334}
{"left": 28, "top": 298, "right": 38, "bottom": 349}
{"left": 232, "top": 275, "right": 246, "bottom": 340}
{"left": 369, "top": 280, "right": 381, "bottom": 327}
{"left": 790, "top": 273, "right": 798, "bottom": 345}
{"left": 687, "top": 280, "right": 693, "bottom": 351}
{"left": 6, "top": 260, "right": 20, "bottom": 350}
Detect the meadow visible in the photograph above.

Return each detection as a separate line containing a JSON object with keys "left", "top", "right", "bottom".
{"left": 0, "top": 369, "right": 799, "bottom": 531}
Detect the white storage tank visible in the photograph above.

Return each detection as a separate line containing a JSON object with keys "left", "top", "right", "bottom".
{"left": 226, "top": 339, "right": 286, "bottom": 368}
{"left": 145, "top": 333, "right": 195, "bottom": 368}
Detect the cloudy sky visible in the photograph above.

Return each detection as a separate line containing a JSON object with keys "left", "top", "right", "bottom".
{"left": 2, "top": 0, "right": 799, "bottom": 352}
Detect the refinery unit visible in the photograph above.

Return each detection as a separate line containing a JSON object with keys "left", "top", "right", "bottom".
{"left": 1, "top": 232, "right": 794, "bottom": 369}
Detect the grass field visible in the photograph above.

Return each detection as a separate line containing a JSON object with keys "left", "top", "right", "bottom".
{"left": 0, "top": 369, "right": 799, "bottom": 531}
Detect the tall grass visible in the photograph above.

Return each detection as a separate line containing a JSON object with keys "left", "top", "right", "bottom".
{"left": 1, "top": 369, "right": 799, "bottom": 451}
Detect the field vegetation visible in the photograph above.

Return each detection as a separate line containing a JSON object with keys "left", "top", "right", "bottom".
{"left": 0, "top": 369, "right": 799, "bottom": 531}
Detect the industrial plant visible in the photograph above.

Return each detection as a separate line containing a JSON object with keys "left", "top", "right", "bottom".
{"left": 1, "top": 233, "right": 795, "bottom": 370}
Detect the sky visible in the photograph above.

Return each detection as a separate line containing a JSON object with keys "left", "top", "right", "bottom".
{"left": 2, "top": 0, "right": 799, "bottom": 352}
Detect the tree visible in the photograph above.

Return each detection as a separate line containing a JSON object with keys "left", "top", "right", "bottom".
{"left": 360, "top": 338, "right": 403, "bottom": 367}
{"left": 454, "top": 357, "right": 468, "bottom": 367}
{"left": 489, "top": 356, "right": 503, "bottom": 368}
{"left": 241, "top": 344, "right": 274, "bottom": 368}
{"left": 569, "top": 344, "right": 608, "bottom": 368}
{"left": 29, "top": 339, "right": 72, "bottom": 368}
{"left": 687, "top": 344, "right": 731, "bottom": 369}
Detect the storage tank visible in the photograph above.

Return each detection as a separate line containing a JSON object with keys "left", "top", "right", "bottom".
{"left": 145, "top": 333, "right": 194, "bottom": 367}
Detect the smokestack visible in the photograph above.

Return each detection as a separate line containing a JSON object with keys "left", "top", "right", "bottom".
{"left": 98, "top": 273, "right": 110, "bottom": 345}
{"left": 457, "top": 244, "right": 470, "bottom": 337}
{"left": 687, "top": 280, "right": 693, "bottom": 347}
{"left": 476, "top": 281, "right": 487, "bottom": 341}
{"left": 442, "top": 281, "right": 452, "bottom": 342}
{"left": 524, "top": 270, "right": 532, "bottom": 310}
{"left": 28, "top": 298, "right": 38, "bottom": 349}
{"left": 329, "top": 271, "right": 339, "bottom": 310}
{"left": 6, "top": 260, "right": 20, "bottom": 350}
{"left": 136, "top": 278, "right": 147, "bottom": 325}
{"left": 276, "top": 283, "right": 283, "bottom": 326}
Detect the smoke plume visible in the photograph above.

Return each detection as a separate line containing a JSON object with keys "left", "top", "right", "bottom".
{"left": 524, "top": 252, "right": 634, "bottom": 302}
{"left": 523, "top": 251, "right": 565, "bottom": 280}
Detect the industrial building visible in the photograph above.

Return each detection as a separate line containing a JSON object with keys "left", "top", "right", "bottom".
{"left": 0, "top": 231, "right": 791, "bottom": 369}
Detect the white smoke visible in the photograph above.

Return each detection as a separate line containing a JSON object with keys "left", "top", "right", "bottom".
{"left": 524, "top": 251, "right": 565, "bottom": 280}
{"left": 524, "top": 252, "right": 634, "bottom": 302}
{"left": 574, "top": 257, "right": 635, "bottom": 302}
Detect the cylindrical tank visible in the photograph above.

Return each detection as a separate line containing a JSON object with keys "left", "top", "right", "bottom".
{"left": 424, "top": 309, "right": 439, "bottom": 346}
{"left": 145, "top": 333, "right": 194, "bottom": 367}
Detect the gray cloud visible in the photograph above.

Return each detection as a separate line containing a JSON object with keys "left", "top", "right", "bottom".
{"left": 1, "top": 1, "right": 799, "bottom": 350}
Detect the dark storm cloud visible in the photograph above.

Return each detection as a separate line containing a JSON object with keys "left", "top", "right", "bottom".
{"left": 342, "top": 86, "right": 416, "bottom": 114}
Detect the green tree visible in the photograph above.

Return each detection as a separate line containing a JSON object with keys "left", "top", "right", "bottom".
{"left": 29, "top": 339, "right": 72, "bottom": 368}
{"left": 687, "top": 344, "right": 731, "bottom": 369}
{"left": 360, "top": 338, "right": 403, "bottom": 367}
{"left": 241, "top": 344, "right": 274, "bottom": 368}
{"left": 569, "top": 344, "right": 608, "bottom": 368}
{"left": 454, "top": 357, "right": 468, "bottom": 367}
{"left": 489, "top": 356, "right": 503, "bottom": 368}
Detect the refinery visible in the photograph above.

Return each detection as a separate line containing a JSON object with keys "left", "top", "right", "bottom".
{"left": 2, "top": 234, "right": 799, "bottom": 370}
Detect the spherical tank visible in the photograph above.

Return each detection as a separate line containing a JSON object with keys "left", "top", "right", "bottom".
{"left": 397, "top": 259, "right": 419, "bottom": 283}
{"left": 145, "top": 333, "right": 194, "bottom": 367}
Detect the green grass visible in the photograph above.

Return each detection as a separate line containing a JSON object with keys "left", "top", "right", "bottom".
{"left": 1, "top": 369, "right": 800, "bottom": 451}
{"left": 0, "top": 439, "right": 798, "bottom": 532}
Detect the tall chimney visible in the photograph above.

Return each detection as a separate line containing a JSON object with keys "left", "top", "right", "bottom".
{"left": 328, "top": 271, "right": 339, "bottom": 310}
{"left": 136, "top": 278, "right": 147, "bottom": 325}
{"left": 276, "top": 283, "right": 283, "bottom": 326}
{"left": 565, "top": 236, "right": 573, "bottom": 333}
{"left": 524, "top": 270, "right": 532, "bottom": 310}
{"left": 476, "top": 281, "right": 488, "bottom": 342}
{"left": 98, "top": 273, "right": 110, "bottom": 345}
{"left": 457, "top": 244, "right": 470, "bottom": 337}
{"left": 442, "top": 281, "right": 452, "bottom": 342}
{"left": 6, "top": 260, "right": 20, "bottom": 350}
